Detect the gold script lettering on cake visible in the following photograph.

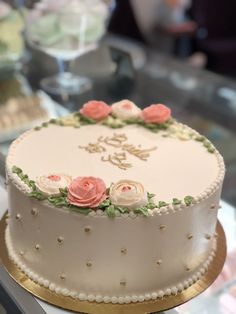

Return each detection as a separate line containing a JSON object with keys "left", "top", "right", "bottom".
{"left": 79, "top": 133, "right": 157, "bottom": 170}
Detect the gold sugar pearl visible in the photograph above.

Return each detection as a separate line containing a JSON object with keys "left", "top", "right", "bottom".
{"left": 156, "top": 259, "right": 162, "bottom": 266}
{"left": 121, "top": 248, "right": 127, "bottom": 255}
{"left": 19, "top": 251, "right": 24, "bottom": 256}
{"left": 57, "top": 236, "right": 64, "bottom": 244}
{"left": 15, "top": 213, "right": 21, "bottom": 220}
{"left": 210, "top": 204, "right": 216, "bottom": 209}
{"left": 185, "top": 265, "right": 191, "bottom": 272}
{"left": 86, "top": 261, "right": 92, "bottom": 267}
{"left": 120, "top": 279, "right": 126, "bottom": 286}
{"left": 187, "top": 234, "right": 193, "bottom": 240}
{"left": 31, "top": 208, "right": 38, "bottom": 216}
{"left": 84, "top": 226, "right": 91, "bottom": 233}
{"left": 159, "top": 225, "right": 166, "bottom": 231}
{"left": 205, "top": 234, "right": 211, "bottom": 240}
{"left": 60, "top": 274, "right": 66, "bottom": 280}
{"left": 35, "top": 244, "right": 40, "bottom": 250}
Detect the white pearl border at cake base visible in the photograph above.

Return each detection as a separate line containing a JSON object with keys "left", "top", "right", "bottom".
{"left": 0, "top": 212, "right": 226, "bottom": 314}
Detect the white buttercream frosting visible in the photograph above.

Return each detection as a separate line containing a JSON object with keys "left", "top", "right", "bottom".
{"left": 5, "top": 119, "right": 225, "bottom": 304}
{"left": 36, "top": 174, "right": 71, "bottom": 195}
{"left": 109, "top": 180, "right": 148, "bottom": 210}
{"left": 111, "top": 100, "right": 142, "bottom": 120}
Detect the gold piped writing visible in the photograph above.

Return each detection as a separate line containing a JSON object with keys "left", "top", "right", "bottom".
{"left": 101, "top": 152, "right": 132, "bottom": 171}
{"left": 79, "top": 132, "right": 157, "bottom": 170}
{"left": 79, "top": 142, "right": 106, "bottom": 153}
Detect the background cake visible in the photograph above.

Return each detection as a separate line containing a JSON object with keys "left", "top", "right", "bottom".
{"left": 5, "top": 100, "right": 225, "bottom": 304}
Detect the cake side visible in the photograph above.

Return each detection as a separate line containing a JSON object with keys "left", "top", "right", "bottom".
{"left": 5, "top": 100, "right": 225, "bottom": 303}
{"left": 6, "top": 179, "right": 220, "bottom": 303}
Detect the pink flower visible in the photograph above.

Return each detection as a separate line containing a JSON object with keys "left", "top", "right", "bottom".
{"left": 67, "top": 177, "right": 107, "bottom": 208}
{"left": 142, "top": 104, "right": 171, "bottom": 124}
{"left": 80, "top": 100, "right": 111, "bottom": 121}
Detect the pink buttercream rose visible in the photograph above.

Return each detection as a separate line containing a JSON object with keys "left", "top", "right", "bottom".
{"left": 80, "top": 100, "right": 111, "bottom": 121}
{"left": 142, "top": 104, "right": 171, "bottom": 124}
{"left": 67, "top": 177, "right": 107, "bottom": 208}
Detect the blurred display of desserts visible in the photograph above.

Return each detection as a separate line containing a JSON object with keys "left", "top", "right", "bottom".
{"left": 0, "top": 95, "right": 48, "bottom": 142}
{"left": 26, "top": 0, "right": 109, "bottom": 60}
{"left": 0, "top": 1, "right": 24, "bottom": 66}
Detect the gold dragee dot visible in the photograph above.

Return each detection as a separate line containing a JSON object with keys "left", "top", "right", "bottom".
{"left": 187, "top": 234, "right": 193, "bottom": 240}
{"left": 120, "top": 279, "right": 126, "bottom": 286}
{"left": 84, "top": 226, "right": 91, "bottom": 233}
{"left": 35, "top": 244, "right": 40, "bottom": 250}
{"left": 210, "top": 204, "right": 216, "bottom": 209}
{"left": 185, "top": 265, "right": 191, "bottom": 272}
{"left": 156, "top": 259, "right": 162, "bottom": 266}
{"left": 205, "top": 234, "right": 211, "bottom": 240}
{"left": 31, "top": 208, "right": 38, "bottom": 216}
{"left": 121, "top": 248, "right": 127, "bottom": 255}
{"left": 57, "top": 236, "right": 64, "bottom": 244}
{"left": 19, "top": 251, "right": 24, "bottom": 256}
{"left": 86, "top": 261, "right": 92, "bottom": 267}
{"left": 15, "top": 213, "right": 21, "bottom": 220}
{"left": 60, "top": 274, "right": 66, "bottom": 280}
{"left": 159, "top": 225, "right": 166, "bottom": 231}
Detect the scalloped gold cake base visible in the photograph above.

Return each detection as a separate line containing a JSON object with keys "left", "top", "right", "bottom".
{"left": 0, "top": 212, "right": 226, "bottom": 314}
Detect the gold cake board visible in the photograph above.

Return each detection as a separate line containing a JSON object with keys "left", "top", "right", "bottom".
{"left": 0, "top": 212, "right": 226, "bottom": 314}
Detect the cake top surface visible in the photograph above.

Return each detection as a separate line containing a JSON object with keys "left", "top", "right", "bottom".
{"left": 7, "top": 100, "right": 225, "bottom": 216}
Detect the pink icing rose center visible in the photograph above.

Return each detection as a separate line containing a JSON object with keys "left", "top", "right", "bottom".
{"left": 80, "top": 100, "right": 111, "bottom": 121}
{"left": 142, "top": 104, "right": 171, "bottom": 124}
{"left": 67, "top": 177, "right": 107, "bottom": 208}
{"left": 47, "top": 175, "right": 61, "bottom": 182}
{"left": 122, "top": 186, "right": 132, "bottom": 192}
{"left": 122, "top": 103, "right": 132, "bottom": 110}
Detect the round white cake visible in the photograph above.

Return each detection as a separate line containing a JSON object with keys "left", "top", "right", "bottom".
{"left": 5, "top": 100, "right": 225, "bottom": 304}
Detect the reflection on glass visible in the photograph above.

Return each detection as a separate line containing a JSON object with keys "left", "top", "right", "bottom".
{"left": 25, "top": 0, "right": 113, "bottom": 95}
{"left": 0, "top": 1, "right": 24, "bottom": 68}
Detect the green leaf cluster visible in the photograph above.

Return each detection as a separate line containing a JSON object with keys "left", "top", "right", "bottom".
{"left": 12, "top": 166, "right": 36, "bottom": 190}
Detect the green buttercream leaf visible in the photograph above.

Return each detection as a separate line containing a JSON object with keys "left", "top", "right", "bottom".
{"left": 59, "top": 187, "right": 68, "bottom": 197}
{"left": 34, "top": 126, "right": 41, "bottom": 131}
{"left": 77, "top": 113, "right": 96, "bottom": 125}
{"left": 207, "top": 147, "right": 215, "bottom": 153}
{"left": 49, "top": 118, "right": 57, "bottom": 124}
{"left": 106, "top": 205, "right": 116, "bottom": 218}
{"left": 146, "top": 202, "right": 157, "bottom": 210}
{"left": 102, "top": 115, "right": 125, "bottom": 129}
{"left": 12, "top": 166, "right": 22, "bottom": 174}
{"left": 69, "top": 205, "right": 91, "bottom": 215}
{"left": 195, "top": 135, "right": 205, "bottom": 142}
{"left": 172, "top": 198, "right": 182, "bottom": 205}
{"left": 147, "top": 192, "right": 155, "bottom": 200}
{"left": 158, "top": 201, "right": 168, "bottom": 208}
{"left": 134, "top": 207, "right": 149, "bottom": 217}
{"left": 29, "top": 180, "right": 37, "bottom": 191}
{"left": 29, "top": 191, "right": 46, "bottom": 201}
{"left": 98, "top": 199, "right": 111, "bottom": 208}
{"left": 114, "top": 206, "right": 129, "bottom": 214}
{"left": 48, "top": 196, "right": 68, "bottom": 207}
{"left": 184, "top": 196, "right": 194, "bottom": 206}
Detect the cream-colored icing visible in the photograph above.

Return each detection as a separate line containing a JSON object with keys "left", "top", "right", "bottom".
{"left": 5, "top": 121, "right": 225, "bottom": 303}
{"left": 7, "top": 123, "right": 221, "bottom": 202}
{"left": 5, "top": 225, "right": 216, "bottom": 303}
